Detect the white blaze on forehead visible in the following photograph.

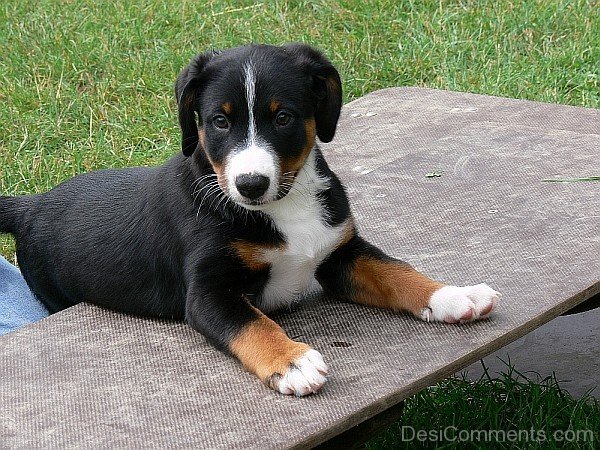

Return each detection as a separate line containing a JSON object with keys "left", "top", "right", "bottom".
{"left": 225, "top": 62, "right": 279, "bottom": 204}
{"left": 244, "top": 62, "right": 257, "bottom": 145}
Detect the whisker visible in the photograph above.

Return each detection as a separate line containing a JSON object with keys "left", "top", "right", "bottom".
{"left": 194, "top": 179, "right": 219, "bottom": 197}
{"left": 193, "top": 180, "right": 218, "bottom": 200}
{"left": 197, "top": 183, "right": 222, "bottom": 210}
{"left": 191, "top": 173, "right": 218, "bottom": 188}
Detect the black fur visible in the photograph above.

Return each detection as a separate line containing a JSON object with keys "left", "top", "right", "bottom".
{"left": 0, "top": 44, "right": 352, "bottom": 352}
{"left": 0, "top": 196, "right": 20, "bottom": 234}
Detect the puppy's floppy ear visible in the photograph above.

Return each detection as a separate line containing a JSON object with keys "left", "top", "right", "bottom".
{"left": 284, "top": 43, "right": 342, "bottom": 143}
{"left": 175, "top": 51, "right": 218, "bottom": 157}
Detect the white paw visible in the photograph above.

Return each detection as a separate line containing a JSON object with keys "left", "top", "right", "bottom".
{"left": 275, "top": 349, "right": 328, "bottom": 396}
{"left": 420, "top": 283, "right": 501, "bottom": 323}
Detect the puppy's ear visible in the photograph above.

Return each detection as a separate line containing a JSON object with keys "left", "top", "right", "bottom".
{"left": 175, "top": 51, "right": 218, "bottom": 156}
{"left": 285, "top": 43, "right": 342, "bottom": 143}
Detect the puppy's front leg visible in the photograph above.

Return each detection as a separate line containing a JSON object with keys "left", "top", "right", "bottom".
{"left": 316, "top": 235, "right": 500, "bottom": 323}
{"left": 186, "top": 283, "right": 327, "bottom": 396}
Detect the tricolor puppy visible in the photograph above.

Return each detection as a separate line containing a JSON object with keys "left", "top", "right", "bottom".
{"left": 0, "top": 44, "right": 500, "bottom": 396}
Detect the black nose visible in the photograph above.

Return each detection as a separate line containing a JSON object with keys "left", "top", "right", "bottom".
{"left": 235, "top": 174, "right": 270, "bottom": 200}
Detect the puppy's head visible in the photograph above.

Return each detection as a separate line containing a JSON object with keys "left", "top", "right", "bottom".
{"left": 175, "top": 44, "right": 342, "bottom": 207}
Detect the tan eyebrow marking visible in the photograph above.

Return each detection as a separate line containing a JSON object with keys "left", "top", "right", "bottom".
{"left": 269, "top": 100, "right": 281, "bottom": 113}
{"left": 222, "top": 102, "right": 233, "bottom": 114}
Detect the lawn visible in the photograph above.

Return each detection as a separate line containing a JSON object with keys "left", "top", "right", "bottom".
{"left": 1, "top": 0, "right": 598, "bottom": 446}
{"left": 367, "top": 366, "right": 599, "bottom": 449}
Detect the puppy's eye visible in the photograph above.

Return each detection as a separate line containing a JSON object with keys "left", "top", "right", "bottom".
{"left": 275, "top": 111, "right": 292, "bottom": 127}
{"left": 213, "top": 115, "right": 229, "bottom": 130}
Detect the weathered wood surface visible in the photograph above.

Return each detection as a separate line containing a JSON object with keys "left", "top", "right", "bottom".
{"left": 1, "top": 88, "right": 598, "bottom": 448}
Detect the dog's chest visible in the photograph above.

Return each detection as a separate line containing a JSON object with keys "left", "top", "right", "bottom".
{"left": 257, "top": 195, "right": 345, "bottom": 312}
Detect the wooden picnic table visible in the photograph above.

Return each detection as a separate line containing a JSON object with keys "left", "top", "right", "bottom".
{"left": 1, "top": 88, "right": 598, "bottom": 448}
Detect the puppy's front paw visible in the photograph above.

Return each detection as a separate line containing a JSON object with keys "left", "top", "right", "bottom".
{"left": 229, "top": 311, "right": 329, "bottom": 397}
{"left": 420, "top": 283, "right": 501, "bottom": 323}
{"left": 268, "top": 349, "right": 328, "bottom": 397}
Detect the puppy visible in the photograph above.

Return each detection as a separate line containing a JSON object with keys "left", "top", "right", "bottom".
{"left": 0, "top": 44, "right": 500, "bottom": 396}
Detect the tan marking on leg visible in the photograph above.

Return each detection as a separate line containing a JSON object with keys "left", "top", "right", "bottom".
{"left": 222, "top": 102, "right": 233, "bottom": 114}
{"left": 351, "top": 257, "right": 444, "bottom": 315}
{"left": 230, "top": 305, "right": 310, "bottom": 384}
{"left": 269, "top": 100, "right": 281, "bottom": 113}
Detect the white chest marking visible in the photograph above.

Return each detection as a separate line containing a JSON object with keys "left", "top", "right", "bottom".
{"left": 255, "top": 152, "right": 348, "bottom": 312}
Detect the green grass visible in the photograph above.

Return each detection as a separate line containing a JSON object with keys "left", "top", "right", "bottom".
{"left": 367, "top": 365, "right": 599, "bottom": 449}
{"left": 0, "top": 1, "right": 598, "bottom": 444}
{"left": 1, "top": 1, "right": 598, "bottom": 227}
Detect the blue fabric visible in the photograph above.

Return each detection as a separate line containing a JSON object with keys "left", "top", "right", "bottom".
{"left": 0, "top": 255, "right": 50, "bottom": 336}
